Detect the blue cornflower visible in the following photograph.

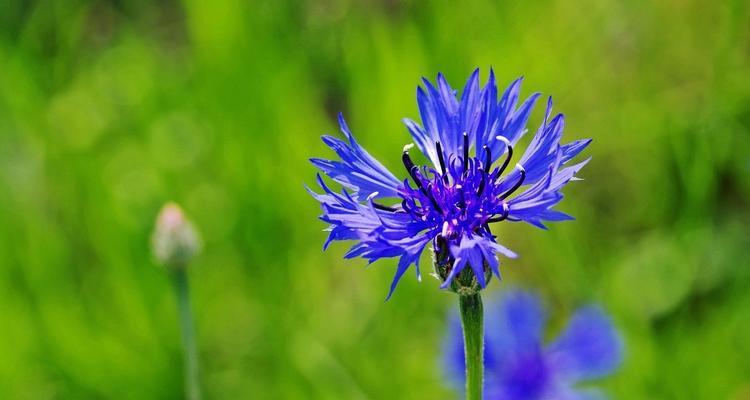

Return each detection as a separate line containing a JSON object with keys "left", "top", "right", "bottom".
{"left": 443, "top": 290, "right": 624, "bottom": 399}
{"left": 308, "top": 69, "right": 591, "bottom": 298}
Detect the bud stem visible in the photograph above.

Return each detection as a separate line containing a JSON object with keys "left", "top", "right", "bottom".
{"left": 459, "top": 292, "right": 483, "bottom": 400}
{"left": 172, "top": 268, "right": 202, "bottom": 400}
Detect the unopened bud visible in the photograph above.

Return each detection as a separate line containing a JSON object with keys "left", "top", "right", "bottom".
{"left": 151, "top": 202, "right": 201, "bottom": 269}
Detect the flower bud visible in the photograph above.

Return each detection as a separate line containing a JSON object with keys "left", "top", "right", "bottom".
{"left": 151, "top": 202, "right": 201, "bottom": 269}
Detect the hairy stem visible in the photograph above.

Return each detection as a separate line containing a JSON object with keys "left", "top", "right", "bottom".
{"left": 459, "top": 293, "right": 483, "bottom": 400}
{"left": 173, "top": 268, "right": 201, "bottom": 400}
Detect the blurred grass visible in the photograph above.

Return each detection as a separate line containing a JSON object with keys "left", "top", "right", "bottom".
{"left": 0, "top": 0, "right": 749, "bottom": 398}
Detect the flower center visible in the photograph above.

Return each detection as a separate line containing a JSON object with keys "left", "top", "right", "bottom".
{"left": 377, "top": 133, "right": 526, "bottom": 240}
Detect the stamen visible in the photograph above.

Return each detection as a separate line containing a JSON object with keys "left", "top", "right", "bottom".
{"left": 495, "top": 136, "right": 513, "bottom": 177}
{"left": 401, "top": 199, "right": 411, "bottom": 212}
{"left": 425, "top": 182, "right": 443, "bottom": 212}
{"left": 402, "top": 145, "right": 427, "bottom": 191}
{"left": 373, "top": 202, "right": 399, "bottom": 212}
{"left": 402, "top": 143, "right": 416, "bottom": 173}
{"left": 403, "top": 146, "right": 433, "bottom": 202}
{"left": 487, "top": 203, "right": 510, "bottom": 223}
{"left": 476, "top": 174, "right": 486, "bottom": 197}
{"left": 436, "top": 142, "right": 450, "bottom": 184}
{"left": 402, "top": 199, "right": 423, "bottom": 217}
{"left": 435, "top": 141, "right": 448, "bottom": 179}
{"left": 499, "top": 164, "right": 526, "bottom": 200}
{"left": 474, "top": 146, "right": 491, "bottom": 196}
{"left": 402, "top": 144, "right": 442, "bottom": 214}
{"left": 456, "top": 184, "right": 466, "bottom": 210}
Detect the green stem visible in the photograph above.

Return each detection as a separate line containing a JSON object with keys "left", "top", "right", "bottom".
{"left": 172, "top": 268, "right": 202, "bottom": 400}
{"left": 459, "top": 293, "right": 483, "bottom": 400}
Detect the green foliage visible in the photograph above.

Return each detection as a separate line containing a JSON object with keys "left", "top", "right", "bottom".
{"left": 0, "top": 0, "right": 749, "bottom": 398}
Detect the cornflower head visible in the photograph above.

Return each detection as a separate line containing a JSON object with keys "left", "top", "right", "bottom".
{"left": 443, "top": 290, "right": 624, "bottom": 399}
{"left": 308, "top": 69, "right": 591, "bottom": 298}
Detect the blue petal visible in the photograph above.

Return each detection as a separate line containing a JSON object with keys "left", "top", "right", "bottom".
{"left": 311, "top": 113, "right": 402, "bottom": 200}
{"left": 478, "top": 75, "right": 541, "bottom": 165}
{"left": 383, "top": 235, "right": 431, "bottom": 299}
{"left": 420, "top": 77, "right": 458, "bottom": 153}
{"left": 548, "top": 158, "right": 590, "bottom": 192}
{"left": 560, "top": 138, "right": 592, "bottom": 163}
{"left": 474, "top": 69, "right": 498, "bottom": 152}
{"left": 307, "top": 175, "right": 434, "bottom": 298}
{"left": 441, "top": 234, "right": 517, "bottom": 289}
{"left": 545, "top": 306, "right": 624, "bottom": 382}
{"left": 495, "top": 95, "right": 590, "bottom": 208}
{"left": 459, "top": 68, "right": 481, "bottom": 144}
{"left": 505, "top": 142, "right": 589, "bottom": 228}
{"left": 502, "top": 92, "right": 541, "bottom": 146}
{"left": 403, "top": 117, "right": 441, "bottom": 169}
{"left": 406, "top": 70, "right": 541, "bottom": 172}
{"left": 437, "top": 72, "right": 460, "bottom": 115}
{"left": 537, "top": 209, "right": 575, "bottom": 222}
{"left": 507, "top": 167, "right": 564, "bottom": 222}
{"left": 513, "top": 102, "right": 565, "bottom": 187}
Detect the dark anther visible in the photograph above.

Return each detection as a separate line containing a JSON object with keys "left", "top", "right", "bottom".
{"left": 402, "top": 145, "right": 426, "bottom": 190}
{"left": 409, "top": 166, "right": 430, "bottom": 196}
{"left": 436, "top": 141, "right": 450, "bottom": 184}
{"left": 476, "top": 145, "right": 491, "bottom": 195}
{"left": 435, "top": 141, "right": 448, "bottom": 179}
{"left": 456, "top": 185, "right": 466, "bottom": 210}
{"left": 373, "top": 202, "right": 399, "bottom": 212}
{"left": 476, "top": 174, "right": 486, "bottom": 196}
{"left": 401, "top": 199, "right": 411, "bottom": 212}
{"left": 425, "top": 182, "right": 443, "bottom": 212}
{"left": 499, "top": 165, "right": 526, "bottom": 200}
{"left": 497, "top": 137, "right": 513, "bottom": 177}
{"left": 403, "top": 146, "right": 429, "bottom": 194}
{"left": 402, "top": 199, "right": 422, "bottom": 217}
{"left": 403, "top": 144, "right": 443, "bottom": 214}
{"left": 402, "top": 144, "right": 416, "bottom": 173}
{"left": 487, "top": 203, "right": 510, "bottom": 223}
{"left": 462, "top": 132, "right": 469, "bottom": 173}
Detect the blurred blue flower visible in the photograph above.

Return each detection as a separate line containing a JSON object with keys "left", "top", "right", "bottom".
{"left": 443, "top": 290, "right": 623, "bottom": 399}
{"left": 308, "top": 69, "right": 590, "bottom": 298}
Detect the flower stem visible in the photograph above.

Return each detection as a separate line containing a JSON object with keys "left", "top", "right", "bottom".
{"left": 172, "top": 268, "right": 201, "bottom": 400}
{"left": 459, "top": 293, "right": 483, "bottom": 400}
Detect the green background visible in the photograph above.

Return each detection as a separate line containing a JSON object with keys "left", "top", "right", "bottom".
{"left": 1, "top": 0, "right": 749, "bottom": 398}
